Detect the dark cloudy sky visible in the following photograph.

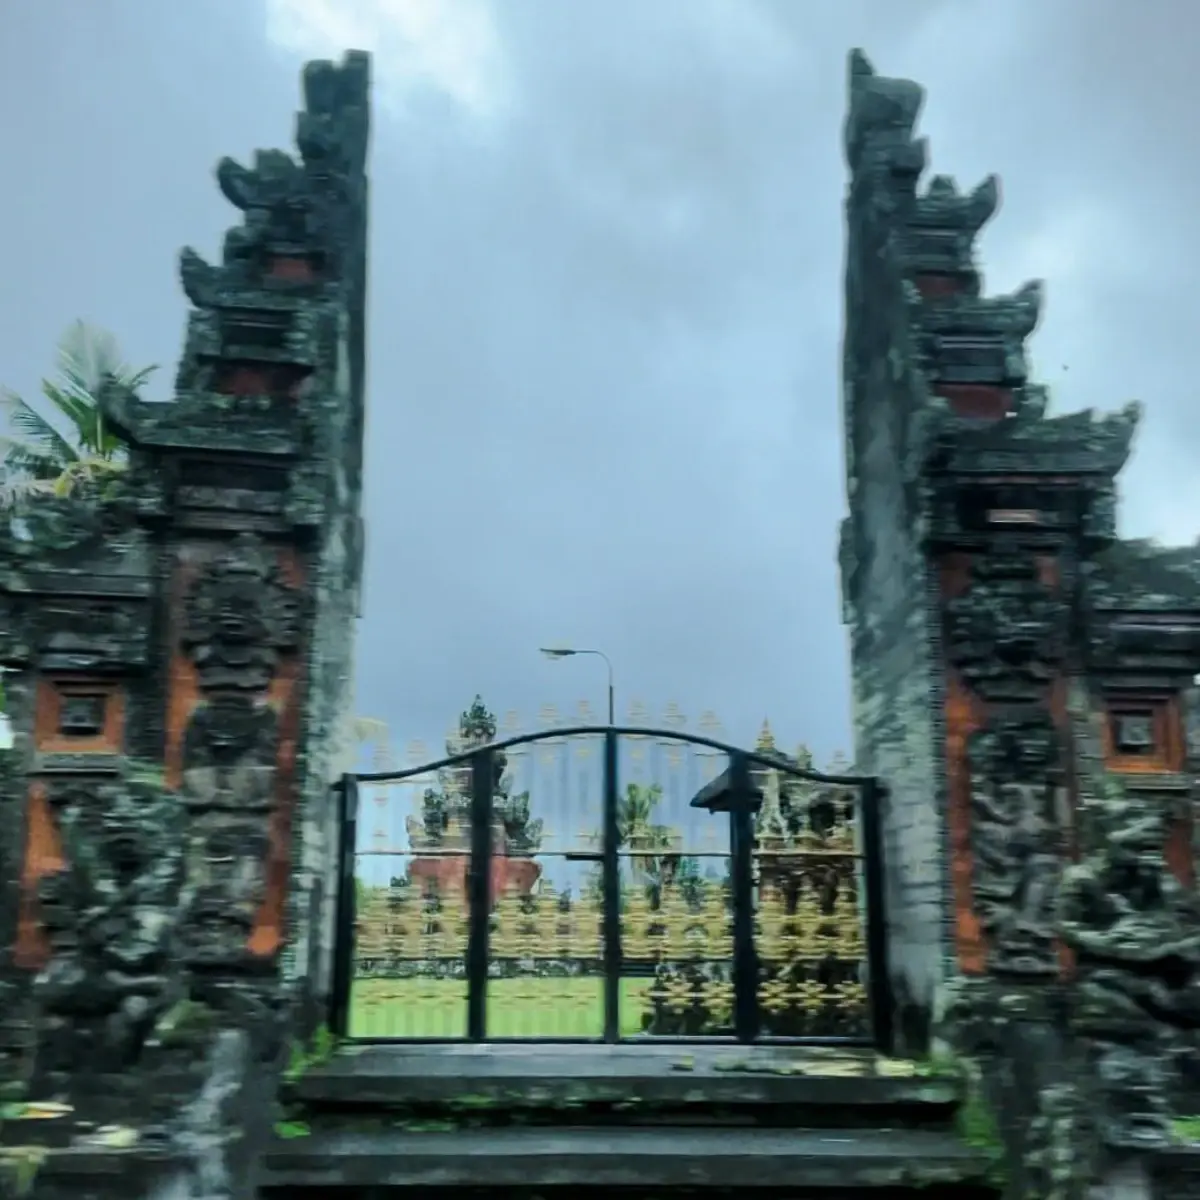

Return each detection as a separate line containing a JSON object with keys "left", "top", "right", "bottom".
{"left": 2, "top": 0, "right": 1197, "bottom": 773}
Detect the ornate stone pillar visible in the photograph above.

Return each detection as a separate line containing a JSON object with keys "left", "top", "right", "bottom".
{"left": 0, "top": 51, "right": 369, "bottom": 1200}
{"left": 842, "top": 47, "right": 1200, "bottom": 1197}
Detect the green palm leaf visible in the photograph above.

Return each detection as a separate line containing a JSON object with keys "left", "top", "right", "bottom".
{"left": 4, "top": 393, "right": 77, "bottom": 463}
{"left": 0, "top": 321, "right": 156, "bottom": 506}
{"left": 53, "top": 321, "right": 157, "bottom": 456}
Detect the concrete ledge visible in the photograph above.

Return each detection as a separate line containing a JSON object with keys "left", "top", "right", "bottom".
{"left": 292, "top": 1044, "right": 959, "bottom": 1117}
{"left": 258, "top": 1125, "right": 990, "bottom": 1191}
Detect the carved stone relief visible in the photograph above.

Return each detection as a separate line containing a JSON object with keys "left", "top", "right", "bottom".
{"left": 0, "top": 596, "right": 150, "bottom": 670}
{"left": 966, "top": 708, "right": 1065, "bottom": 976}
{"left": 1059, "top": 786, "right": 1200, "bottom": 1149}
{"left": 181, "top": 533, "right": 301, "bottom": 692}
{"left": 179, "top": 814, "right": 272, "bottom": 968}
{"left": 32, "top": 774, "right": 183, "bottom": 1088}
{"left": 175, "top": 535, "right": 300, "bottom": 968}
{"left": 181, "top": 694, "right": 279, "bottom": 812}
{"left": 946, "top": 552, "right": 1066, "bottom": 702}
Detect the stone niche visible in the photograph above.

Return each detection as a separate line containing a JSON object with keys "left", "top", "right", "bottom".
{"left": 0, "top": 50, "right": 369, "bottom": 1200}
{"left": 840, "top": 46, "right": 1200, "bottom": 1198}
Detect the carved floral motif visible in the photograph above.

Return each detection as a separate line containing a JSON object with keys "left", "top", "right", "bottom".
{"left": 946, "top": 553, "right": 1066, "bottom": 702}
{"left": 181, "top": 533, "right": 301, "bottom": 691}
{"left": 1059, "top": 787, "right": 1200, "bottom": 1149}
{"left": 179, "top": 814, "right": 272, "bottom": 968}
{"left": 967, "top": 708, "right": 1065, "bottom": 977}
{"left": 181, "top": 694, "right": 279, "bottom": 813}
{"left": 32, "top": 773, "right": 183, "bottom": 1085}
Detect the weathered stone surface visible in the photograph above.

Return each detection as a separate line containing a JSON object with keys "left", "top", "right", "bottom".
{"left": 945, "top": 553, "right": 1067, "bottom": 703}
{"left": 843, "top": 44, "right": 1200, "bottom": 1200}
{"left": 965, "top": 708, "right": 1064, "bottom": 977}
{"left": 0, "top": 48, "right": 369, "bottom": 1200}
{"left": 285, "top": 1042, "right": 962, "bottom": 1116}
{"left": 3, "top": 37, "right": 1198, "bottom": 1200}
{"left": 840, "top": 49, "right": 946, "bottom": 1054}
{"left": 1059, "top": 687, "right": 1200, "bottom": 1153}
{"left": 259, "top": 1126, "right": 992, "bottom": 1193}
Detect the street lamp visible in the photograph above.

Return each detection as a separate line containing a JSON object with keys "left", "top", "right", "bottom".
{"left": 539, "top": 646, "right": 615, "bottom": 725}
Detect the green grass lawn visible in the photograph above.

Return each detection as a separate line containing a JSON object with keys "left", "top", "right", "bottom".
{"left": 350, "top": 975, "right": 655, "bottom": 1039}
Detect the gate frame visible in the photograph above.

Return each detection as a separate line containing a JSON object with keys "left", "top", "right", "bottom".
{"left": 328, "top": 725, "right": 893, "bottom": 1053}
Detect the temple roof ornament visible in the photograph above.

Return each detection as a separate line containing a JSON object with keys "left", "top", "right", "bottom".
{"left": 918, "top": 280, "right": 1043, "bottom": 342}
{"left": 844, "top": 48, "right": 925, "bottom": 175}
{"left": 925, "top": 400, "right": 1142, "bottom": 479}
{"left": 914, "top": 174, "right": 999, "bottom": 239}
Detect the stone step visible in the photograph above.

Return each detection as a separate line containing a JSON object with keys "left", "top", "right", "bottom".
{"left": 256, "top": 1124, "right": 995, "bottom": 1195}
{"left": 0, "top": 1018, "right": 30, "bottom": 1047}
{"left": 287, "top": 1044, "right": 959, "bottom": 1129}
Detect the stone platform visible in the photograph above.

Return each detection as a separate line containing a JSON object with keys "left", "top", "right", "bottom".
{"left": 256, "top": 1044, "right": 999, "bottom": 1197}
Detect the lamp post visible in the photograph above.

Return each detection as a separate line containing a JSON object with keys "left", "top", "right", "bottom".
{"left": 539, "top": 646, "right": 615, "bottom": 725}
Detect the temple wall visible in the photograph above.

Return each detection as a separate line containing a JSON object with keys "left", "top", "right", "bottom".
{"left": 0, "top": 51, "right": 371, "bottom": 1199}
{"left": 840, "top": 47, "right": 1200, "bottom": 1199}
{"left": 839, "top": 61, "right": 945, "bottom": 1053}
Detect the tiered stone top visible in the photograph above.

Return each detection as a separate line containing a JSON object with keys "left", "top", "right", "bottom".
{"left": 845, "top": 48, "right": 1141, "bottom": 499}
{"left": 100, "top": 52, "right": 370, "bottom": 460}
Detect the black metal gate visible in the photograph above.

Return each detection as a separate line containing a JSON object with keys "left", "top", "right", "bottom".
{"left": 329, "top": 723, "right": 891, "bottom": 1049}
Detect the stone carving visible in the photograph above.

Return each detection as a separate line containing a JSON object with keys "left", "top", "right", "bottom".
{"left": 179, "top": 814, "right": 272, "bottom": 968}
{"left": 174, "top": 537, "right": 297, "bottom": 969}
{"left": 1025, "top": 1083, "right": 1088, "bottom": 1200}
{"left": 0, "top": 596, "right": 149, "bottom": 671}
{"left": 0, "top": 493, "right": 134, "bottom": 559}
{"left": 31, "top": 772, "right": 183, "bottom": 1091}
{"left": 181, "top": 694, "right": 279, "bottom": 812}
{"left": 1058, "top": 786, "right": 1200, "bottom": 1149}
{"left": 0, "top": 50, "right": 367, "bottom": 1199}
{"left": 182, "top": 533, "right": 302, "bottom": 692}
{"left": 946, "top": 552, "right": 1066, "bottom": 701}
{"left": 911, "top": 174, "right": 998, "bottom": 244}
{"left": 844, "top": 48, "right": 923, "bottom": 173}
{"left": 967, "top": 708, "right": 1065, "bottom": 976}
{"left": 0, "top": 592, "right": 32, "bottom": 662}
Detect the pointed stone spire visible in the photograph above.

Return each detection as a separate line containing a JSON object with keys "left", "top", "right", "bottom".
{"left": 755, "top": 719, "right": 776, "bottom": 754}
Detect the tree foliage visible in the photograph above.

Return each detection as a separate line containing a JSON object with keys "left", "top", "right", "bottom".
{"left": 618, "top": 781, "right": 702, "bottom": 905}
{"left": 0, "top": 321, "right": 156, "bottom": 506}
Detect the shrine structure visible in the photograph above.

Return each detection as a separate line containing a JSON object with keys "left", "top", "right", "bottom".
{"left": 841, "top": 49, "right": 1200, "bottom": 1196}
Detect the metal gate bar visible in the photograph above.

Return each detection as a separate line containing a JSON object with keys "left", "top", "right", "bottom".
{"left": 330, "top": 724, "right": 892, "bottom": 1052}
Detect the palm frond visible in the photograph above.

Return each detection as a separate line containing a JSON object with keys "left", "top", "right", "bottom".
{"left": 55, "top": 321, "right": 124, "bottom": 399}
{"left": 1, "top": 386, "right": 79, "bottom": 467}
{"left": 0, "top": 473, "right": 56, "bottom": 508}
{"left": 50, "top": 455, "right": 126, "bottom": 497}
{"left": 38, "top": 380, "right": 96, "bottom": 437}
{"left": 57, "top": 321, "right": 158, "bottom": 401}
{"left": 0, "top": 428, "right": 71, "bottom": 483}
{"left": 0, "top": 323, "right": 154, "bottom": 483}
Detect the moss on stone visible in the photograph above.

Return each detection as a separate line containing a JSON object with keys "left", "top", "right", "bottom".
{"left": 0, "top": 1145, "right": 48, "bottom": 1197}
{"left": 154, "top": 998, "right": 218, "bottom": 1046}
{"left": 284, "top": 1023, "right": 340, "bottom": 1082}
{"left": 1172, "top": 1115, "right": 1200, "bottom": 1143}
{"left": 954, "top": 1076, "right": 1007, "bottom": 1189}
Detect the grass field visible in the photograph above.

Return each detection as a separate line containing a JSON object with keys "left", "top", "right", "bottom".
{"left": 350, "top": 976, "right": 655, "bottom": 1039}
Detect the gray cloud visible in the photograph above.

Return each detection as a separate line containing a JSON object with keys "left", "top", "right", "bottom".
{"left": 2, "top": 0, "right": 1198, "bottom": 770}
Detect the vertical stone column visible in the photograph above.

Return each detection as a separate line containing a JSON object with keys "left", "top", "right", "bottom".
{"left": 841, "top": 46, "right": 1200, "bottom": 1198}
{"left": 838, "top": 49, "right": 945, "bottom": 1054}
{"left": 839, "top": 47, "right": 1037, "bottom": 1048}
{"left": 0, "top": 52, "right": 369, "bottom": 1200}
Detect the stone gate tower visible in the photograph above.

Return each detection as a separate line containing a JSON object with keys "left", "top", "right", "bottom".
{"left": 839, "top": 46, "right": 1200, "bottom": 1072}
{"left": 0, "top": 52, "right": 369, "bottom": 1196}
